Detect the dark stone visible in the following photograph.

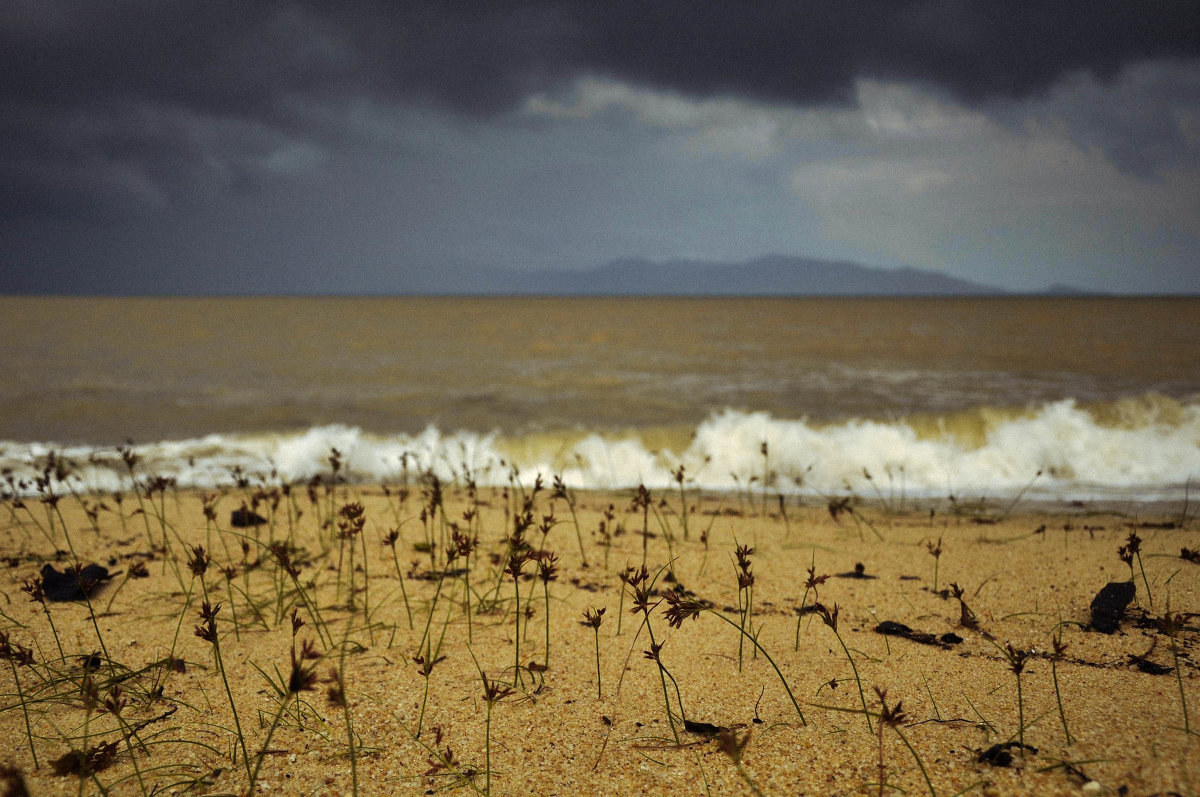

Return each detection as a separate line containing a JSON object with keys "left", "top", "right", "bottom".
{"left": 1089, "top": 581, "right": 1136, "bottom": 633}
{"left": 940, "top": 632, "right": 964, "bottom": 645}
{"left": 40, "top": 563, "right": 111, "bottom": 601}
{"left": 876, "top": 621, "right": 913, "bottom": 636}
{"left": 230, "top": 508, "right": 267, "bottom": 527}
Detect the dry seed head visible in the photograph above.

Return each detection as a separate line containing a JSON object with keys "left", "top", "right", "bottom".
{"left": 583, "top": 606, "right": 606, "bottom": 629}
{"left": 874, "top": 686, "right": 908, "bottom": 728}
{"left": 1004, "top": 643, "right": 1029, "bottom": 674}
{"left": 804, "top": 565, "right": 829, "bottom": 592}
{"left": 21, "top": 576, "right": 44, "bottom": 604}
{"left": 815, "top": 602, "right": 840, "bottom": 633}
{"left": 537, "top": 551, "right": 560, "bottom": 582}
{"left": 482, "top": 673, "right": 515, "bottom": 705}
{"left": 663, "top": 590, "right": 704, "bottom": 628}
{"left": 288, "top": 645, "right": 319, "bottom": 694}
{"left": 187, "top": 545, "right": 210, "bottom": 577}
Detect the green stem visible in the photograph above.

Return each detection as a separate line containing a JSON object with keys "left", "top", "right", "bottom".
{"left": 543, "top": 580, "right": 551, "bottom": 669}
{"left": 834, "top": 630, "right": 871, "bottom": 733}
{"left": 389, "top": 547, "right": 414, "bottom": 629}
{"left": 1051, "top": 658, "right": 1074, "bottom": 744}
{"left": 705, "top": 610, "right": 806, "bottom": 725}
{"left": 512, "top": 575, "right": 522, "bottom": 687}
{"left": 1015, "top": 672, "right": 1024, "bottom": 748}
{"left": 6, "top": 657, "right": 38, "bottom": 768}
{"left": 485, "top": 700, "right": 493, "bottom": 796}
{"left": 338, "top": 615, "right": 360, "bottom": 797}
{"left": 1170, "top": 635, "right": 1191, "bottom": 734}
{"left": 593, "top": 628, "right": 602, "bottom": 699}
{"left": 202, "top": 582, "right": 252, "bottom": 782}
{"left": 893, "top": 726, "right": 937, "bottom": 797}
{"left": 645, "top": 617, "right": 680, "bottom": 745}
{"left": 249, "top": 694, "right": 290, "bottom": 791}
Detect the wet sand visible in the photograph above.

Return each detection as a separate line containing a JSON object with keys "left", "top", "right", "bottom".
{"left": 1, "top": 484, "right": 1197, "bottom": 795}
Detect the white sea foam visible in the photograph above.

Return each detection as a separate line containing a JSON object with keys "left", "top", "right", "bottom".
{"left": 2, "top": 398, "right": 1198, "bottom": 502}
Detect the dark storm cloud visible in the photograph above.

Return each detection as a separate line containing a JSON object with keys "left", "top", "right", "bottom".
{"left": 8, "top": 2, "right": 1199, "bottom": 113}
{"left": 3, "top": 1, "right": 1197, "bottom": 214}
{"left": 0, "top": 2, "right": 1186, "bottom": 225}
{"left": 1, "top": 0, "right": 1197, "bottom": 295}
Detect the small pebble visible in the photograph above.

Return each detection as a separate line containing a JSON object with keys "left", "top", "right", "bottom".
{"left": 1082, "top": 781, "right": 1103, "bottom": 794}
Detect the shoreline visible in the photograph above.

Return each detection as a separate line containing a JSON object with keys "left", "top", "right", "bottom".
{"left": 1, "top": 485, "right": 1197, "bottom": 795}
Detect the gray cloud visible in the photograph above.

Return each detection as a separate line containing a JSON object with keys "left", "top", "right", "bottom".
{"left": 1, "top": 1, "right": 1198, "bottom": 293}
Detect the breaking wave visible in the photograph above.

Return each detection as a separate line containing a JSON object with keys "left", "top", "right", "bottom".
{"left": 2, "top": 395, "right": 1198, "bottom": 502}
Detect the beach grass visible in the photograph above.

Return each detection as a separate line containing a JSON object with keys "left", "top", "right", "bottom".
{"left": 0, "top": 457, "right": 1197, "bottom": 795}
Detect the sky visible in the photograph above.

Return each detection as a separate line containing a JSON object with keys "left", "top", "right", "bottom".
{"left": 1, "top": 1, "right": 1199, "bottom": 295}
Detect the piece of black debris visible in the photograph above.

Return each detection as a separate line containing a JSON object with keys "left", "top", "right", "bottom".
{"left": 836, "top": 562, "right": 876, "bottom": 579}
{"left": 1089, "top": 581, "right": 1136, "bottom": 633}
{"left": 230, "top": 508, "right": 268, "bottom": 527}
{"left": 40, "top": 563, "right": 112, "bottom": 601}
{"left": 977, "top": 741, "right": 1038, "bottom": 767}
{"left": 683, "top": 719, "right": 728, "bottom": 735}
{"left": 1129, "top": 655, "right": 1173, "bottom": 675}
{"left": 875, "top": 621, "right": 962, "bottom": 648}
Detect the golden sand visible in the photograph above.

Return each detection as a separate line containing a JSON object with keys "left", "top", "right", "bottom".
{"left": 1, "top": 484, "right": 1197, "bottom": 796}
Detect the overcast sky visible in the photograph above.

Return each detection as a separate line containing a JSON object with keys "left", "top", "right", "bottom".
{"left": 2, "top": 1, "right": 1198, "bottom": 294}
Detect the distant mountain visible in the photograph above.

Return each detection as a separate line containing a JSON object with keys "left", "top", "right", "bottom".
{"left": 438, "top": 255, "right": 1008, "bottom": 296}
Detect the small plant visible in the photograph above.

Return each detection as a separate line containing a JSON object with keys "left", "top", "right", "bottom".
{"left": 1118, "top": 531, "right": 1153, "bottom": 608}
{"left": 382, "top": 527, "right": 415, "bottom": 630}
{"left": 21, "top": 574, "right": 65, "bottom": 660}
{"left": 718, "top": 728, "right": 763, "bottom": 796}
{"left": 873, "top": 686, "right": 936, "bottom": 797}
{"left": 926, "top": 536, "right": 944, "bottom": 593}
{"left": 0, "top": 630, "right": 38, "bottom": 768}
{"left": 760, "top": 441, "right": 771, "bottom": 517}
{"left": 672, "top": 465, "right": 690, "bottom": 540}
{"left": 583, "top": 606, "right": 606, "bottom": 699}
{"left": 552, "top": 474, "right": 589, "bottom": 567}
{"left": 1049, "top": 631, "right": 1074, "bottom": 744}
{"left": 506, "top": 546, "right": 531, "bottom": 687}
{"left": 795, "top": 558, "right": 828, "bottom": 651}
{"left": 663, "top": 589, "right": 806, "bottom": 724}
{"left": 248, "top": 610, "right": 320, "bottom": 793}
{"left": 815, "top": 602, "right": 871, "bottom": 733}
{"left": 481, "top": 672, "right": 515, "bottom": 795}
{"left": 194, "top": 597, "right": 252, "bottom": 782}
{"left": 1001, "top": 642, "right": 1031, "bottom": 749}
{"left": 1157, "top": 612, "right": 1191, "bottom": 735}
{"left": 535, "top": 550, "right": 559, "bottom": 668}
{"left": 624, "top": 565, "right": 685, "bottom": 743}
{"left": 336, "top": 501, "right": 366, "bottom": 611}
{"left": 733, "top": 542, "right": 755, "bottom": 670}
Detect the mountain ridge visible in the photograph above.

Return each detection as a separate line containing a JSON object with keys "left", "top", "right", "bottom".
{"left": 438, "top": 254, "right": 1017, "bottom": 296}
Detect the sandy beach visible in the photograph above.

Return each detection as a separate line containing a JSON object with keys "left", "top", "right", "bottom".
{"left": 1, "top": 479, "right": 1197, "bottom": 796}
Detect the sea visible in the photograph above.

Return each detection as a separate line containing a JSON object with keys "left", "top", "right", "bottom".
{"left": 2, "top": 296, "right": 1198, "bottom": 505}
